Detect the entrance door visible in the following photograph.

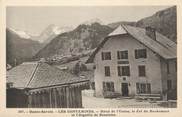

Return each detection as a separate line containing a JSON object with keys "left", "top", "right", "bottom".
{"left": 167, "top": 80, "right": 172, "bottom": 100}
{"left": 167, "top": 80, "right": 172, "bottom": 90}
{"left": 121, "top": 83, "right": 129, "bottom": 96}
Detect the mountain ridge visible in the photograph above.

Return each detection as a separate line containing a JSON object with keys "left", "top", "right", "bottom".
{"left": 107, "top": 6, "right": 176, "bottom": 42}
{"left": 7, "top": 6, "right": 177, "bottom": 65}
{"left": 6, "top": 28, "right": 43, "bottom": 66}
{"left": 34, "top": 22, "right": 112, "bottom": 58}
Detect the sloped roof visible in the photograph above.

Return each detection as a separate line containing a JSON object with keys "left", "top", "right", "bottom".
{"left": 7, "top": 62, "right": 89, "bottom": 89}
{"left": 86, "top": 25, "right": 176, "bottom": 63}
{"left": 108, "top": 25, "right": 127, "bottom": 36}
{"left": 7, "top": 62, "right": 38, "bottom": 88}
{"left": 122, "top": 25, "right": 176, "bottom": 59}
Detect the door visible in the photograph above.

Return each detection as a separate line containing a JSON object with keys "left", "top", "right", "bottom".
{"left": 167, "top": 80, "right": 172, "bottom": 100}
{"left": 167, "top": 80, "right": 172, "bottom": 90}
{"left": 121, "top": 83, "right": 129, "bottom": 96}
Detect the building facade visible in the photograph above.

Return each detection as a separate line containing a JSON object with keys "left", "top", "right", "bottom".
{"left": 86, "top": 25, "right": 177, "bottom": 100}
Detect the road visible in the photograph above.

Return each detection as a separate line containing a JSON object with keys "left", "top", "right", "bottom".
{"left": 82, "top": 90, "right": 162, "bottom": 108}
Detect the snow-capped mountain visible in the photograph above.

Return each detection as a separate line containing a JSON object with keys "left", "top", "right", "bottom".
{"left": 52, "top": 25, "right": 73, "bottom": 35}
{"left": 6, "top": 28, "right": 43, "bottom": 66}
{"left": 9, "top": 28, "right": 31, "bottom": 39}
{"left": 32, "top": 24, "right": 73, "bottom": 44}
{"left": 34, "top": 22, "right": 112, "bottom": 58}
{"left": 8, "top": 25, "right": 73, "bottom": 44}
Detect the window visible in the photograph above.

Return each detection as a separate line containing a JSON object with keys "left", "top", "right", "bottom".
{"left": 101, "top": 52, "right": 111, "bottom": 60}
{"left": 118, "top": 66, "right": 130, "bottom": 76}
{"left": 135, "top": 49, "right": 147, "bottom": 59}
{"left": 138, "top": 65, "right": 146, "bottom": 77}
{"left": 117, "top": 50, "right": 128, "bottom": 59}
{"left": 136, "top": 83, "right": 151, "bottom": 94}
{"left": 104, "top": 66, "right": 110, "bottom": 76}
{"left": 103, "top": 82, "right": 114, "bottom": 92}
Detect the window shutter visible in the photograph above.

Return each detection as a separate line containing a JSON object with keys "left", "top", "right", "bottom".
{"left": 103, "top": 82, "right": 106, "bottom": 91}
{"left": 117, "top": 51, "right": 119, "bottom": 59}
{"left": 128, "top": 66, "right": 130, "bottom": 76}
{"left": 117, "top": 66, "right": 121, "bottom": 76}
{"left": 101, "top": 52, "right": 104, "bottom": 60}
{"left": 135, "top": 50, "right": 138, "bottom": 59}
{"left": 146, "top": 84, "right": 151, "bottom": 93}
{"left": 136, "top": 83, "right": 140, "bottom": 94}
{"left": 108, "top": 52, "right": 111, "bottom": 60}
{"left": 167, "top": 61, "right": 170, "bottom": 74}
{"left": 111, "top": 82, "right": 114, "bottom": 92}
{"left": 144, "top": 49, "right": 147, "bottom": 58}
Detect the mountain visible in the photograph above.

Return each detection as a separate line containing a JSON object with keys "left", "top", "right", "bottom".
{"left": 34, "top": 22, "right": 112, "bottom": 58}
{"left": 35, "top": 6, "right": 177, "bottom": 59}
{"left": 6, "top": 28, "right": 43, "bottom": 66}
{"left": 136, "top": 6, "right": 176, "bottom": 42}
{"left": 82, "top": 18, "right": 104, "bottom": 25}
{"left": 32, "top": 24, "right": 73, "bottom": 45}
{"left": 9, "top": 28, "right": 31, "bottom": 39}
{"left": 107, "top": 6, "right": 177, "bottom": 42}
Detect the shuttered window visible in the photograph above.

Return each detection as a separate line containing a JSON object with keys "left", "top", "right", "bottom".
{"left": 118, "top": 66, "right": 130, "bottom": 76}
{"left": 101, "top": 52, "right": 111, "bottom": 60}
{"left": 136, "top": 83, "right": 151, "bottom": 94}
{"left": 104, "top": 66, "right": 110, "bottom": 76}
{"left": 103, "top": 82, "right": 114, "bottom": 92}
{"left": 117, "top": 50, "right": 128, "bottom": 59}
{"left": 135, "top": 49, "right": 147, "bottom": 59}
{"left": 138, "top": 65, "right": 146, "bottom": 77}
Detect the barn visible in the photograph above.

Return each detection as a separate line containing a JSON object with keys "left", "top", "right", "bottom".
{"left": 6, "top": 61, "right": 89, "bottom": 108}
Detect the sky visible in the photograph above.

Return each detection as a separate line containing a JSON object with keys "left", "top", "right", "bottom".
{"left": 6, "top": 6, "right": 171, "bottom": 36}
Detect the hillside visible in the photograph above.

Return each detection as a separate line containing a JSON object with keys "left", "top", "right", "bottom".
{"left": 34, "top": 23, "right": 112, "bottom": 58}
{"left": 6, "top": 28, "right": 43, "bottom": 66}
{"left": 108, "top": 6, "right": 177, "bottom": 42}
{"left": 136, "top": 6, "right": 176, "bottom": 42}
{"left": 35, "top": 6, "right": 177, "bottom": 59}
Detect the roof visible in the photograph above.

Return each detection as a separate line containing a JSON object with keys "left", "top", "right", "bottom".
{"left": 54, "top": 57, "right": 94, "bottom": 82}
{"left": 86, "top": 25, "right": 176, "bottom": 63}
{"left": 108, "top": 25, "right": 127, "bottom": 36}
{"left": 7, "top": 62, "right": 89, "bottom": 89}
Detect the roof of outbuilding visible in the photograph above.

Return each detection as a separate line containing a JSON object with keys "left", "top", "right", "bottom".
{"left": 7, "top": 62, "right": 89, "bottom": 89}
{"left": 86, "top": 25, "right": 177, "bottom": 63}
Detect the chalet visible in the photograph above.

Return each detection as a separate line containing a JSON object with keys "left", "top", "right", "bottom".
{"left": 6, "top": 61, "right": 89, "bottom": 108}
{"left": 86, "top": 25, "right": 177, "bottom": 100}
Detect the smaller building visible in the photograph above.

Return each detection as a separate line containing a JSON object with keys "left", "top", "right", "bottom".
{"left": 7, "top": 61, "right": 89, "bottom": 108}
{"left": 54, "top": 57, "right": 95, "bottom": 90}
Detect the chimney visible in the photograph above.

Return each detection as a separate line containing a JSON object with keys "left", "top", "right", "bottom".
{"left": 145, "top": 26, "right": 156, "bottom": 40}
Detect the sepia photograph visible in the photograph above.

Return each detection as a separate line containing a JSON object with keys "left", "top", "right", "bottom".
{"left": 6, "top": 5, "right": 177, "bottom": 108}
